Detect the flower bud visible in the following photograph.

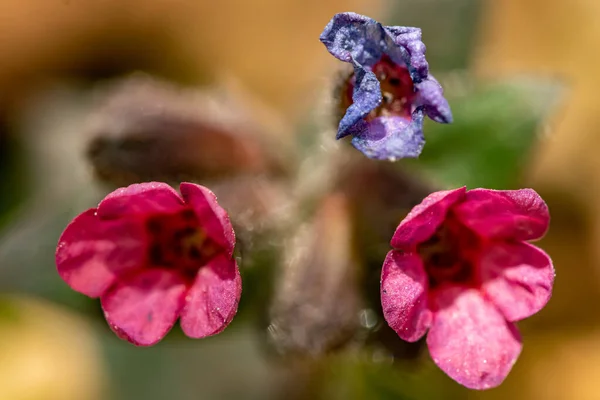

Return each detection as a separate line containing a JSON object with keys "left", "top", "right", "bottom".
{"left": 85, "top": 75, "right": 293, "bottom": 187}
{"left": 268, "top": 193, "right": 362, "bottom": 355}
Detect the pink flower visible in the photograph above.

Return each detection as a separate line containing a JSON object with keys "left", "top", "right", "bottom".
{"left": 56, "top": 182, "right": 241, "bottom": 346}
{"left": 381, "top": 187, "right": 554, "bottom": 389}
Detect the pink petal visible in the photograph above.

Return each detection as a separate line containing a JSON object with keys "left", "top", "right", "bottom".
{"left": 391, "top": 187, "right": 466, "bottom": 251}
{"left": 427, "top": 286, "right": 522, "bottom": 390}
{"left": 381, "top": 250, "right": 431, "bottom": 342}
{"left": 179, "top": 182, "right": 235, "bottom": 257}
{"left": 56, "top": 209, "right": 146, "bottom": 297}
{"left": 97, "top": 182, "right": 184, "bottom": 219}
{"left": 453, "top": 188, "right": 549, "bottom": 241}
{"left": 180, "top": 254, "right": 241, "bottom": 338}
{"left": 480, "top": 242, "right": 554, "bottom": 321}
{"left": 101, "top": 269, "right": 187, "bottom": 346}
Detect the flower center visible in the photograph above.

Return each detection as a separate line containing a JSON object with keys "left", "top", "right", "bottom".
{"left": 145, "top": 208, "right": 220, "bottom": 279}
{"left": 339, "top": 55, "right": 415, "bottom": 122}
{"left": 417, "top": 213, "right": 479, "bottom": 288}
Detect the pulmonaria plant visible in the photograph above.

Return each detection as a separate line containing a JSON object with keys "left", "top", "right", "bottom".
{"left": 381, "top": 187, "right": 554, "bottom": 389}
{"left": 320, "top": 12, "right": 452, "bottom": 160}
{"left": 55, "top": 182, "right": 241, "bottom": 346}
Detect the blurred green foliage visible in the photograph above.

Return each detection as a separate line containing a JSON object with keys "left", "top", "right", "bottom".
{"left": 0, "top": 134, "right": 28, "bottom": 229}
{"left": 410, "top": 80, "right": 560, "bottom": 189}
{"left": 389, "top": 0, "right": 481, "bottom": 71}
{"left": 319, "top": 353, "right": 462, "bottom": 400}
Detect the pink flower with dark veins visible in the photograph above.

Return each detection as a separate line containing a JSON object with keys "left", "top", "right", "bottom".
{"left": 56, "top": 182, "right": 241, "bottom": 346}
{"left": 381, "top": 187, "right": 554, "bottom": 389}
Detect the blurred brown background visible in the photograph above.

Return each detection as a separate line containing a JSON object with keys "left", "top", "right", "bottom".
{"left": 0, "top": 0, "right": 598, "bottom": 399}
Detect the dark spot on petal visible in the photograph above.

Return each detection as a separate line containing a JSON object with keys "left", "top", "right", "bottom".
{"left": 174, "top": 226, "right": 196, "bottom": 240}
{"left": 146, "top": 218, "right": 162, "bottom": 234}
{"left": 149, "top": 244, "right": 164, "bottom": 265}
{"left": 452, "top": 261, "right": 472, "bottom": 283}
{"left": 147, "top": 312, "right": 153, "bottom": 322}
{"left": 421, "top": 234, "right": 441, "bottom": 247}
{"left": 183, "top": 226, "right": 196, "bottom": 235}
{"left": 172, "top": 243, "right": 184, "bottom": 257}
{"left": 182, "top": 267, "right": 199, "bottom": 281}
{"left": 431, "top": 252, "right": 457, "bottom": 269}
{"left": 189, "top": 246, "right": 201, "bottom": 260}
{"left": 181, "top": 209, "right": 196, "bottom": 220}
{"left": 430, "top": 253, "right": 441, "bottom": 265}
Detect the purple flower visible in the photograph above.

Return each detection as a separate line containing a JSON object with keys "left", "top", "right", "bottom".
{"left": 320, "top": 12, "right": 452, "bottom": 160}
{"left": 381, "top": 187, "right": 554, "bottom": 389}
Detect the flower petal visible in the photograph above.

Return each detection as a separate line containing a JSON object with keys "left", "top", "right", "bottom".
{"left": 179, "top": 182, "right": 235, "bottom": 257}
{"left": 414, "top": 76, "right": 453, "bottom": 123}
{"left": 97, "top": 182, "right": 184, "bottom": 219}
{"left": 381, "top": 250, "right": 431, "bottom": 342}
{"left": 391, "top": 187, "right": 466, "bottom": 250}
{"left": 56, "top": 209, "right": 146, "bottom": 297}
{"left": 320, "top": 13, "right": 429, "bottom": 81}
{"left": 101, "top": 269, "right": 187, "bottom": 346}
{"left": 453, "top": 188, "right": 550, "bottom": 241}
{"left": 384, "top": 26, "right": 428, "bottom": 81}
{"left": 337, "top": 63, "right": 382, "bottom": 140}
{"left": 427, "top": 286, "right": 522, "bottom": 390}
{"left": 480, "top": 242, "right": 554, "bottom": 321}
{"left": 350, "top": 114, "right": 425, "bottom": 160}
{"left": 319, "top": 12, "right": 384, "bottom": 65}
{"left": 180, "top": 254, "right": 241, "bottom": 338}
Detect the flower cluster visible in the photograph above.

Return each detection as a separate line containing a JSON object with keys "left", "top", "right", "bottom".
{"left": 320, "top": 12, "right": 452, "bottom": 160}
{"left": 381, "top": 187, "right": 553, "bottom": 389}
{"left": 51, "top": 11, "right": 555, "bottom": 394}
{"left": 56, "top": 182, "right": 241, "bottom": 346}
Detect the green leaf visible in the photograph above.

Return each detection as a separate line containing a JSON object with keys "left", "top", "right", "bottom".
{"left": 410, "top": 78, "right": 563, "bottom": 189}
{"left": 388, "top": 0, "right": 482, "bottom": 71}
{"left": 319, "top": 352, "right": 461, "bottom": 400}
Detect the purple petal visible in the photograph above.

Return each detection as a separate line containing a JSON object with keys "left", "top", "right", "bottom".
{"left": 97, "top": 182, "right": 184, "bottom": 219}
{"left": 56, "top": 209, "right": 146, "bottom": 297}
{"left": 414, "top": 76, "right": 453, "bottom": 123}
{"left": 320, "top": 13, "right": 429, "bottom": 81}
{"left": 381, "top": 250, "right": 431, "bottom": 342}
{"left": 179, "top": 182, "right": 235, "bottom": 257}
{"left": 383, "top": 26, "right": 428, "bottom": 81}
{"left": 391, "top": 187, "right": 466, "bottom": 251}
{"left": 384, "top": 26, "right": 422, "bottom": 38}
{"left": 480, "top": 242, "right": 554, "bottom": 321}
{"left": 427, "top": 286, "right": 522, "bottom": 390}
{"left": 101, "top": 269, "right": 187, "bottom": 346}
{"left": 337, "top": 63, "right": 382, "bottom": 140}
{"left": 453, "top": 188, "right": 550, "bottom": 241}
{"left": 351, "top": 114, "right": 425, "bottom": 160}
{"left": 180, "top": 254, "right": 241, "bottom": 338}
{"left": 320, "top": 12, "right": 384, "bottom": 66}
